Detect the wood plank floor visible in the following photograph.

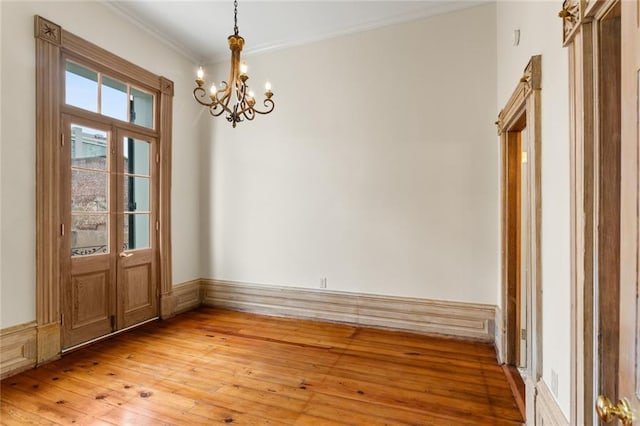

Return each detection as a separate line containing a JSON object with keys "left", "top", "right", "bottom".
{"left": 1, "top": 308, "right": 523, "bottom": 425}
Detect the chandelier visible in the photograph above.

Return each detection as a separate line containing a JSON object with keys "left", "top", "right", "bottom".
{"left": 193, "top": 0, "right": 274, "bottom": 128}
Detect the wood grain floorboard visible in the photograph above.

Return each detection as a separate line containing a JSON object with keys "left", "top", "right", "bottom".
{"left": 1, "top": 307, "right": 523, "bottom": 425}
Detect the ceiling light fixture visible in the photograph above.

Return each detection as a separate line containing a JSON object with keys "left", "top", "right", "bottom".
{"left": 193, "top": 0, "right": 274, "bottom": 128}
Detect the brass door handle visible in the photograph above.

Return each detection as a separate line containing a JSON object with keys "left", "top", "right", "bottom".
{"left": 596, "top": 395, "right": 634, "bottom": 426}
{"left": 119, "top": 252, "right": 133, "bottom": 258}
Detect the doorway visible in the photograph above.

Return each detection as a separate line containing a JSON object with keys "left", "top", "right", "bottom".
{"left": 60, "top": 115, "right": 159, "bottom": 350}
{"left": 496, "top": 55, "right": 542, "bottom": 423}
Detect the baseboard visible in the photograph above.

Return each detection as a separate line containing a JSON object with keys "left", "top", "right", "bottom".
{"left": 173, "top": 279, "right": 202, "bottom": 314}
{"left": 201, "top": 279, "right": 497, "bottom": 341}
{"left": 1, "top": 322, "right": 37, "bottom": 379}
{"left": 535, "top": 379, "right": 569, "bottom": 426}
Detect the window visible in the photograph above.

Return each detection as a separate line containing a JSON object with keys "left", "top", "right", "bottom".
{"left": 65, "top": 61, "right": 156, "bottom": 129}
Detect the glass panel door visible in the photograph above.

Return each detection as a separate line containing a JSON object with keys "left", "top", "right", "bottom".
{"left": 117, "top": 131, "right": 158, "bottom": 329}
{"left": 61, "top": 116, "right": 159, "bottom": 349}
{"left": 62, "top": 117, "right": 116, "bottom": 349}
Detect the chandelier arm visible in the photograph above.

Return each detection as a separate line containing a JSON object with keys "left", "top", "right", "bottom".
{"left": 240, "top": 107, "right": 256, "bottom": 121}
{"left": 251, "top": 98, "right": 275, "bottom": 115}
{"left": 193, "top": 86, "right": 216, "bottom": 107}
{"left": 209, "top": 103, "right": 227, "bottom": 117}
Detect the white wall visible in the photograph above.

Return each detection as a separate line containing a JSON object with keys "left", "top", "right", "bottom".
{"left": 497, "top": 0, "right": 571, "bottom": 418}
{"left": 0, "top": 1, "right": 201, "bottom": 329}
{"left": 201, "top": 4, "right": 499, "bottom": 304}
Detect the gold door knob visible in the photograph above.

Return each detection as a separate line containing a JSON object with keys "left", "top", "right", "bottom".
{"left": 119, "top": 252, "right": 133, "bottom": 258}
{"left": 596, "top": 395, "right": 634, "bottom": 426}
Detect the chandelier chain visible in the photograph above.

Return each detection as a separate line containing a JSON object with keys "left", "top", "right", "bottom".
{"left": 233, "top": 0, "right": 239, "bottom": 36}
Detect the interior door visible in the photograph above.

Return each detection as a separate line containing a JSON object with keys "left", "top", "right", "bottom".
{"left": 598, "top": 0, "right": 640, "bottom": 423}
{"left": 117, "top": 130, "right": 158, "bottom": 329}
{"left": 61, "top": 117, "right": 159, "bottom": 349}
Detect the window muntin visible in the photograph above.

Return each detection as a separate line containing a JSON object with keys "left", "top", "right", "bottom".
{"left": 65, "top": 60, "right": 155, "bottom": 129}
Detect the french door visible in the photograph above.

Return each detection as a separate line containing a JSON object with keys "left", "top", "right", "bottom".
{"left": 61, "top": 114, "right": 158, "bottom": 349}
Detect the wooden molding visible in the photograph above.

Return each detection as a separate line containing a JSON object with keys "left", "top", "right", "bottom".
{"left": 160, "top": 292, "right": 176, "bottom": 319}
{"left": 496, "top": 55, "right": 541, "bottom": 136}
{"left": 160, "top": 77, "right": 174, "bottom": 96}
{"left": 36, "top": 323, "right": 61, "bottom": 364}
{"left": 34, "top": 16, "right": 61, "bottom": 46}
{"left": 173, "top": 279, "right": 202, "bottom": 314}
{"left": 560, "top": 0, "right": 582, "bottom": 46}
{"left": 536, "top": 379, "right": 570, "bottom": 425}
{"left": 201, "top": 280, "right": 498, "bottom": 342}
{"left": 0, "top": 322, "right": 37, "bottom": 379}
{"left": 494, "top": 306, "right": 504, "bottom": 364}
{"left": 496, "top": 55, "right": 543, "bottom": 381}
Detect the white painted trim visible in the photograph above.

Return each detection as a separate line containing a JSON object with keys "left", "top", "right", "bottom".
{"left": 201, "top": 279, "right": 498, "bottom": 342}
{"left": 536, "top": 379, "right": 569, "bottom": 426}
{"left": 1, "top": 322, "right": 37, "bottom": 379}
{"left": 101, "top": 1, "right": 201, "bottom": 63}
{"left": 173, "top": 279, "right": 202, "bottom": 314}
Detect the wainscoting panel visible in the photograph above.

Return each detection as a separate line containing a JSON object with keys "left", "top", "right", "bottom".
{"left": 172, "top": 279, "right": 202, "bottom": 314}
{"left": 1, "top": 322, "right": 37, "bottom": 379}
{"left": 535, "top": 379, "right": 569, "bottom": 426}
{"left": 201, "top": 279, "right": 497, "bottom": 341}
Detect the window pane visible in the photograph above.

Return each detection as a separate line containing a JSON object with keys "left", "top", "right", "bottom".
{"left": 123, "top": 138, "right": 150, "bottom": 176}
{"left": 72, "top": 170, "right": 108, "bottom": 212}
{"left": 65, "top": 62, "right": 98, "bottom": 112}
{"left": 124, "top": 176, "right": 150, "bottom": 212}
{"left": 101, "top": 76, "right": 128, "bottom": 121}
{"left": 124, "top": 214, "right": 150, "bottom": 250}
{"left": 71, "top": 214, "right": 108, "bottom": 256}
{"left": 71, "top": 126, "right": 108, "bottom": 170}
{"left": 130, "top": 88, "right": 154, "bottom": 129}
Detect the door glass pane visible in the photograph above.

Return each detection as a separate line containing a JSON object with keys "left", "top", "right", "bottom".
{"left": 72, "top": 170, "right": 108, "bottom": 212}
{"left": 71, "top": 126, "right": 108, "bottom": 170}
{"left": 124, "top": 138, "right": 150, "bottom": 176}
{"left": 124, "top": 214, "right": 150, "bottom": 250}
{"left": 71, "top": 124, "right": 109, "bottom": 257}
{"left": 124, "top": 177, "right": 150, "bottom": 212}
{"left": 71, "top": 214, "right": 108, "bottom": 256}
{"left": 65, "top": 62, "right": 98, "bottom": 112}
{"left": 101, "top": 76, "right": 128, "bottom": 121}
{"left": 130, "top": 87, "right": 154, "bottom": 129}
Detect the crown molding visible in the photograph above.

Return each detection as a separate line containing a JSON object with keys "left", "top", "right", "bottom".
{"left": 101, "top": 1, "right": 201, "bottom": 63}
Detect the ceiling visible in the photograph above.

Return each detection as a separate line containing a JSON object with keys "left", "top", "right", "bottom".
{"left": 105, "top": 1, "right": 488, "bottom": 64}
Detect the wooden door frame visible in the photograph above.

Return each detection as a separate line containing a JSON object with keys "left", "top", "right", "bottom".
{"left": 560, "top": 0, "right": 622, "bottom": 424}
{"left": 619, "top": 0, "right": 639, "bottom": 414}
{"left": 496, "top": 55, "right": 543, "bottom": 422}
{"left": 34, "top": 16, "right": 174, "bottom": 365}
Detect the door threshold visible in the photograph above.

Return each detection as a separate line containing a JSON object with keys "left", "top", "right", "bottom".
{"left": 62, "top": 316, "right": 159, "bottom": 354}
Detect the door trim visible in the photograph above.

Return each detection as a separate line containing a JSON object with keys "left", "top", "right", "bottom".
{"left": 34, "top": 15, "right": 174, "bottom": 364}
{"left": 561, "top": 1, "right": 623, "bottom": 423}
{"left": 496, "top": 55, "right": 543, "bottom": 423}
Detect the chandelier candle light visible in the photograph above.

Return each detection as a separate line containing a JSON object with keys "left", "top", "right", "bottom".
{"left": 193, "top": 0, "right": 274, "bottom": 128}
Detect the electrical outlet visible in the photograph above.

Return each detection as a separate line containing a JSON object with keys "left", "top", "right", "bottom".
{"left": 320, "top": 278, "right": 327, "bottom": 289}
{"left": 551, "top": 369, "right": 559, "bottom": 398}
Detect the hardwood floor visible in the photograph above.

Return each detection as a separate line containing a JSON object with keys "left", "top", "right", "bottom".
{"left": 1, "top": 308, "right": 523, "bottom": 425}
